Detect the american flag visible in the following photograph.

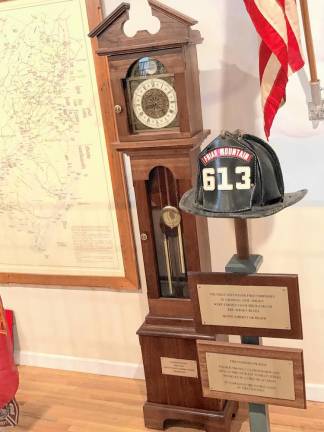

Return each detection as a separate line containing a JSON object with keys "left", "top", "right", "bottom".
{"left": 244, "top": 0, "right": 305, "bottom": 139}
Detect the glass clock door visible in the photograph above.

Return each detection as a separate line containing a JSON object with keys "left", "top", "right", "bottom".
{"left": 148, "top": 167, "right": 188, "bottom": 298}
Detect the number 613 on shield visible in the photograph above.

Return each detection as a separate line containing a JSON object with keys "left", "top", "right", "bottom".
{"left": 202, "top": 167, "right": 252, "bottom": 191}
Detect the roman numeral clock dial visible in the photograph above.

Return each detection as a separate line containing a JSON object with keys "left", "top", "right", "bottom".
{"left": 125, "top": 57, "right": 179, "bottom": 133}
{"left": 132, "top": 78, "right": 178, "bottom": 130}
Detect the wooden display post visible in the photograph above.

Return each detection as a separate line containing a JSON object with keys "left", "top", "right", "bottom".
{"left": 189, "top": 218, "right": 306, "bottom": 432}
{"left": 230, "top": 219, "right": 270, "bottom": 430}
{"left": 228, "top": 219, "right": 303, "bottom": 431}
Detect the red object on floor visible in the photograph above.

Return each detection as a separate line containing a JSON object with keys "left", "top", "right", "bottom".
{"left": 5, "top": 310, "right": 13, "bottom": 344}
{"left": 0, "top": 298, "right": 19, "bottom": 409}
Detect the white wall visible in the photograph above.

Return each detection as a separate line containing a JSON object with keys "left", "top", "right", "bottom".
{"left": 1, "top": 0, "right": 324, "bottom": 399}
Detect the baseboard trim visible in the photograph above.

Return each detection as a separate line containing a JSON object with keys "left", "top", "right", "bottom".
{"left": 15, "top": 350, "right": 144, "bottom": 380}
{"left": 306, "top": 384, "right": 324, "bottom": 403}
{"left": 13, "top": 351, "right": 324, "bottom": 402}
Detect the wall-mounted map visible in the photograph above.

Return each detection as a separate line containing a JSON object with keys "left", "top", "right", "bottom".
{"left": 0, "top": 0, "right": 126, "bottom": 279}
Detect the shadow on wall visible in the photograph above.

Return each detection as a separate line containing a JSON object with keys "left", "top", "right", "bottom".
{"left": 201, "top": 63, "right": 259, "bottom": 132}
{"left": 200, "top": 1, "right": 275, "bottom": 266}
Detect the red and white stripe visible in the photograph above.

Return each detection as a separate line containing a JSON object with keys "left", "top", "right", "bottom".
{"left": 244, "top": 0, "right": 304, "bottom": 139}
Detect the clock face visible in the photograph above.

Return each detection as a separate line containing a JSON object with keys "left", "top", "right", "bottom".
{"left": 132, "top": 78, "right": 178, "bottom": 129}
{"left": 161, "top": 206, "right": 181, "bottom": 229}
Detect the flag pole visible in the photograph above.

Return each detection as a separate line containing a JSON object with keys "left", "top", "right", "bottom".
{"left": 299, "top": 0, "right": 321, "bottom": 106}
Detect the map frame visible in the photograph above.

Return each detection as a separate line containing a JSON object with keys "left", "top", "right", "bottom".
{"left": 0, "top": 0, "right": 139, "bottom": 290}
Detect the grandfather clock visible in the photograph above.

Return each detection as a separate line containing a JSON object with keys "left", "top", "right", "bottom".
{"left": 90, "top": 1, "right": 237, "bottom": 431}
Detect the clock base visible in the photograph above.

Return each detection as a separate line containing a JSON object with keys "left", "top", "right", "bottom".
{"left": 143, "top": 400, "right": 238, "bottom": 432}
{"left": 138, "top": 324, "right": 235, "bottom": 431}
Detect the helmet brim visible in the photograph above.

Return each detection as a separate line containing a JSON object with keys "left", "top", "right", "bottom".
{"left": 179, "top": 188, "right": 308, "bottom": 219}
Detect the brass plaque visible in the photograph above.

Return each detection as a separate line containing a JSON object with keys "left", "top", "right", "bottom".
{"left": 161, "top": 357, "right": 198, "bottom": 378}
{"left": 206, "top": 352, "right": 295, "bottom": 401}
{"left": 197, "top": 341, "right": 306, "bottom": 408}
{"left": 198, "top": 284, "right": 291, "bottom": 330}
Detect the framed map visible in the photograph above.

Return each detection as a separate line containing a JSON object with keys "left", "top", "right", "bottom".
{"left": 0, "top": 0, "right": 138, "bottom": 289}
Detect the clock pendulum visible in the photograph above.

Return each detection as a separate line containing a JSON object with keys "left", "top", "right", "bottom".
{"left": 160, "top": 206, "right": 186, "bottom": 297}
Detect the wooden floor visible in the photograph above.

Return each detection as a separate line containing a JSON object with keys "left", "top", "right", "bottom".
{"left": 14, "top": 366, "right": 324, "bottom": 431}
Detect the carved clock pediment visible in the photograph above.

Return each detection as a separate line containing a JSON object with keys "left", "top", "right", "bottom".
{"left": 89, "top": 1, "right": 206, "bottom": 147}
{"left": 89, "top": 0, "right": 202, "bottom": 56}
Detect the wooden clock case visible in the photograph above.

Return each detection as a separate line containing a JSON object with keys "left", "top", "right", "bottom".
{"left": 90, "top": 2, "right": 237, "bottom": 431}
{"left": 90, "top": 1, "right": 204, "bottom": 145}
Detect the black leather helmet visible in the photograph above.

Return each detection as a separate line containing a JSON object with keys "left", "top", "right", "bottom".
{"left": 180, "top": 131, "right": 307, "bottom": 219}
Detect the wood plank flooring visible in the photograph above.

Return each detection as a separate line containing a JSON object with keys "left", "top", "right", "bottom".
{"left": 13, "top": 366, "right": 324, "bottom": 431}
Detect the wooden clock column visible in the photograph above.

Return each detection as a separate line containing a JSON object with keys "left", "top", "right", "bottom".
{"left": 89, "top": 2, "right": 237, "bottom": 430}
